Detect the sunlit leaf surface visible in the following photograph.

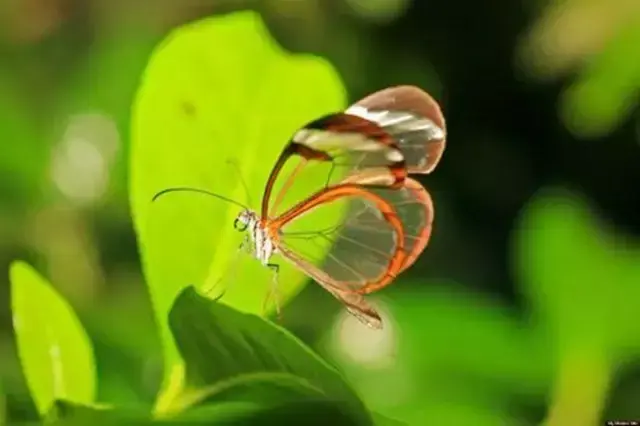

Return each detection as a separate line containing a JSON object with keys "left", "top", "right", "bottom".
{"left": 10, "top": 261, "right": 96, "bottom": 417}
{"left": 168, "top": 287, "right": 371, "bottom": 425}
{"left": 129, "top": 10, "right": 346, "bottom": 391}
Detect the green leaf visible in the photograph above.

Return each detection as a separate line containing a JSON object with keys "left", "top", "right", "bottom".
{"left": 129, "top": 10, "right": 346, "bottom": 398}
{"left": 45, "top": 400, "right": 106, "bottom": 423}
{"left": 401, "top": 400, "right": 528, "bottom": 426}
{"left": 232, "top": 400, "right": 363, "bottom": 426}
{"left": 180, "top": 372, "right": 327, "bottom": 409}
{"left": 160, "top": 401, "right": 262, "bottom": 424}
{"left": 180, "top": 400, "right": 363, "bottom": 426}
{"left": 172, "top": 372, "right": 363, "bottom": 425}
{"left": 165, "top": 287, "right": 371, "bottom": 424}
{"left": 513, "top": 188, "right": 640, "bottom": 425}
{"left": 45, "top": 400, "right": 148, "bottom": 426}
{"left": 371, "top": 412, "right": 407, "bottom": 426}
{"left": 9, "top": 261, "right": 96, "bottom": 417}
{"left": 514, "top": 188, "right": 640, "bottom": 357}
{"left": 45, "top": 398, "right": 363, "bottom": 426}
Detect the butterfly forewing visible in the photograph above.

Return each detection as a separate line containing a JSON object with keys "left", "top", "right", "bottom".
{"left": 262, "top": 86, "right": 445, "bottom": 220}
{"left": 346, "top": 85, "right": 446, "bottom": 174}
{"left": 261, "top": 112, "right": 407, "bottom": 220}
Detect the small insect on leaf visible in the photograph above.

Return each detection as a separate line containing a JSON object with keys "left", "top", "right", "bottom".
{"left": 153, "top": 85, "right": 447, "bottom": 329}
{"left": 252, "top": 85, "right": 447, "bottom": 328}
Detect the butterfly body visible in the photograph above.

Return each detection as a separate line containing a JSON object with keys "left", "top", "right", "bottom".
{"left": 235, "top": 209, "right": 278, "bottom": 266}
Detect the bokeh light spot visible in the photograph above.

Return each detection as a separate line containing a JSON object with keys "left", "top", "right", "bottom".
{"left": 331, "top": 301, "right": 398, "bottom": 369}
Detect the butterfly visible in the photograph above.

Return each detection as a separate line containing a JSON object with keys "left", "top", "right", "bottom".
{"left": 153, "top": 85, "right": 446, "bottom": 329}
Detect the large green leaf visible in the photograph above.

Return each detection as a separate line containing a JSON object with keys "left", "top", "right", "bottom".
{"left": 183, "top": 399, "right": 363, "bottom": 426}
{"left": 9, "top": 261, "right": 97, "bottom": 417}
{"left": 371, "top": 412, "right": 407, "bottom": 426}
{"left": 171, "top": 372, "right": 363, "bottom": 425}
{"left": 165, "top": 287, "right": 371, "bottom": 425}
{"left": 160, "top": 401, "right": 262, "bottom": 425}
{"left": 46, "top": 399, "right": 362, "bottom": 426}
{"left": 45, "top": 400, "right": 149, "bottom": 426}
{"left": 178, "top": 372, "right": 327, "bottom": 409}
{"left": 514, "top": 188, "right": 640, "bottom": 358}
{"left": 129, "top": 10, "right": 346, "bottom": 398}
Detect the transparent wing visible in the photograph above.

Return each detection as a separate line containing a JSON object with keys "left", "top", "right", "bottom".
{"left": 346, "top": 85, "right": 446, "bottom": 174}
{"left": 278, "top": 246, "right": 383, "bottom": 329}
{"left": 366, "top": 177, "right": 434, "bottom": 273}
{"left": 261, "top": 112, "right": 408, "bottom": 220}
{"left": 271, "top": 177, "right": 433, "bottom": 297}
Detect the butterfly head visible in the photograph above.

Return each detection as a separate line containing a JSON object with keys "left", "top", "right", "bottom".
{"left": 233, "top": 209, "right": 258, "bottom": 232}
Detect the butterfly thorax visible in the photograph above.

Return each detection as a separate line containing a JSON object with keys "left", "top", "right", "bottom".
{"left": 234, "top": 209, "right": 277, "bottom": 265}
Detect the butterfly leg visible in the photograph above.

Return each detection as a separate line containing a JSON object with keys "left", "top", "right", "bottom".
{"left": 262, "top": 263, "right": 282, "bottom": 321}
{"left": 203, "top": 236, "right": 249, "bottom": 300}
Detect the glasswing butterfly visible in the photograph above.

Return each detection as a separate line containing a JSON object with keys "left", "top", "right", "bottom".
{"left": 153, "top": 85, "right": 446, "bottom": 329}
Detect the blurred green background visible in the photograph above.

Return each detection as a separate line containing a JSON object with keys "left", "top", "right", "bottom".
{"left": 1, "top": 0, "right": 639, "bottom": 424}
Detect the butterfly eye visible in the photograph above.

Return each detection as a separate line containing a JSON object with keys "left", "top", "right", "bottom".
{"left": 234, "top": 218, "right": 248, "bottom": 232}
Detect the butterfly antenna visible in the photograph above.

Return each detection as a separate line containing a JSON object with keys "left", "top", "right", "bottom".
{"left": 151, "top": 187, "right": 248, "bottom": 210}
{"left": 226, "top": 158, "right": 254, "bottom": 208}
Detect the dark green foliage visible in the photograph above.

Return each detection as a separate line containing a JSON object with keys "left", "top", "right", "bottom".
{"left": 30, "top": 287, "right": 383, "bottom": 425}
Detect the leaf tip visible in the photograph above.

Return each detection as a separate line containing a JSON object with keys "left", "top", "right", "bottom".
{"left": 9, "top": 259, "right": 32, "bottom": 283}
{"left": 9, "top": 260, "right": 41, "bottom": 315}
